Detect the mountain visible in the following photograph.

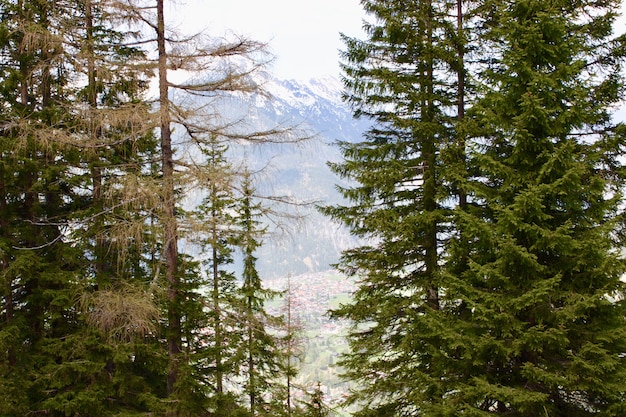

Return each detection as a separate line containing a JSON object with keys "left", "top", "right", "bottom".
{"left": 235, "top": 75, "right": 369, "bottom": 279}
{"left": 179, "top": 73, "right": 366, "bottom": 279}
{"left": 177, "top": 74, "right": 362, "bottom": 411}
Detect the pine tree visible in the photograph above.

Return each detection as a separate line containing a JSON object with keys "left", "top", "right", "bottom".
{"left": 194, "top": 135, "right": 246, "bottom": 414}
{"left": 436, "top": 0, "right": 626, "bottom": 414}
{"left": 77, "top": 0, "right": 156, "bottom": 284}
{"left": 0, "top": 0, "right": 163, "bottom": 414}
{"left": 300, "top": 382, "right": 332, "bottom": 417}
{"left": 115, "top": 1, "right": 276, "bottom": 409}
{"left": 0, "top": 0, "right": 312, "bottom": 414}
{"left": 324, "top": 0, "right": 467, "bottom": 414}
{"left": 236, "top": 169, "right": 289, "bottom": 416}
{"left": 0, "top": 1, "right": 93, "bottom": 413}
{"left": 78, "top": 1, "right": 167, "bottom": 409}
{"left": 328, "top": 0, "right": 626, "bottom": 415}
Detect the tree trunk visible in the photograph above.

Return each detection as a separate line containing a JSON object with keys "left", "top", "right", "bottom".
{"left": 248, "top": 309, "right": 255, "bottom": 413}
{"left": 212, "top": 242, "right": 223, "bottom": 394}
{"left": 457, "top": 0, "right": 466, "bottom": 210}
{"left": 156, "top": 0, "right": 181, "bottom": 396}
{"left": 422, "top": 0, "right": 439, "bottom": 310}
{"left": 85, "top": 0, "right": 107, "bottom": 282}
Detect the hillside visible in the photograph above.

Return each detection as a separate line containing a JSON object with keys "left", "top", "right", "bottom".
{"left": 184, "top": 74, "right": 366, "bottom": 411}
{"left": 266, "top": 271, "right": 356, "bottom": 415}
{"left": 228, "top": 75, "right": 369, "bottom": 279}
{"left": 249, "top": 76, "right": 366, "bottom": 412}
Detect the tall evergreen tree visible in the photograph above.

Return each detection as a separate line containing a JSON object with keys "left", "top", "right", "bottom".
{"left": 0, "top": 0, "right": 311, "bottom": 414}
{"left": 0, "top": 0, "right": 165, "bottom": 414}
{"left": 194, "top": 135, "right": 246, "bottom": 415}
{"left": 324, "top": 0, "right": 467, "bottom": 414}
{"left": 328, "top": 0, "right": 626, "bottom": 416}
{"left": 437, "top": 0, "right": 626, "bottom": 414}
{"left": 279, "top": 275, "right": 305, "bottom": 417}
{"left": 119, "top": 1, "right": 275, "bottom": 409}
{"left": 236, "top": 169, "right": 288, "bottom": 416}
{"left": 0, "top": 1, "right": 91, "bottom": 413}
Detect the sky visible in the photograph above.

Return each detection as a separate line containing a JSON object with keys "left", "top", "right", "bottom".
{"left": 175, "top": 1, "right": 626, "bottom": 88}
{"left": 175, "top": 0, "right": 366, "bottom": 81}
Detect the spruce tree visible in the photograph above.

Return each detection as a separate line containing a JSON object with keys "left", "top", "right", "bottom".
{"left": 324, "top": 0, "right": 466, "bottom": 414}
{"left": 194, "top": 135, "right": 246, "bottom": 414}
{"left": 0, "top": 1, "right": 92, "bottom": 413}
{"left": 118, "top": 1, "right": 276, "bottom": 408}
{"left": 0, "top": 0, "right": 307, "bottom": 414}
{"left": 236, "top": 169, "right": 288, "bottom": 416}
{"left": 328, "top": 0, "right": 626, "bottom": 415}
{"left": 0, "top": 0, "right": 162, "bottom": 414}
{"left": 437, "top": 0, "right": 626, "bottom": 414}
{"left": 300, "top": 382, "right": 332, "bottom": 417}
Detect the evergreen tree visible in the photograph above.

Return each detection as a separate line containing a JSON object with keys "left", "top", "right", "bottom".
{"left": 324, "top": 0, "right": 467, "bottom": 414}
{"left": 437, "top": 0, "right": 626, "bottom": 414}
{"left": 300, "top": 382, "right": 332, "bottom": 417}
{"left": 0, "top": 1, "right": 93, "bottom": 413}
{"left": 0, "top": 0, "right": 162, "bottom": 414}
{"left": 280, "top": 276, "right": 305, "bottom": 417}
{"left": 327, "top": 0, "right": 626, "bottom": 415}
{"left": 118, "top": 1, "right": 276, "bottom": 409}
{"left": 65, "top": 0, "right": 167, "bottom": 412}
{"left": 0, "top": 0, "right": 308, "bottom": 414}
{"left": 194, "top": 135, "right": 246, "bottom": 414}
{"left": 236, "top": 169, "right": 288, "bottom": 416}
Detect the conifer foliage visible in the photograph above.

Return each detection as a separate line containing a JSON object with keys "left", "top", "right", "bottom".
{"left": 0, "top": 0, "right": 305, "bottom": 415}
{"left": 329, "top": 0, "right": 626, "bottom": 415}
{"left": 325, "top": 0, "right": 468, "bottom": 413}
{"left": 444, "top": 0, "right": 626, "bottom": 414}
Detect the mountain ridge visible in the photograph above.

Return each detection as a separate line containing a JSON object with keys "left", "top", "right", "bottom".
{"left": 241, "top": 75, "right": 367, "bottom": 279}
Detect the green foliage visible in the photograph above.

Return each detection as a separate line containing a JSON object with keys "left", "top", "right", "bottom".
{"left": 0, "top": 0, "right": 163, "bottom": 415}
{"left": 328, "top": 0, "right": 626, "bottom": 415}
{"left": 236, "top": 170, "right": 290, "bottom": 415}
{"left": 325, "top": 0, "right": 469, "bottom": 414}
{"left": 0, "top": 0, "right": 301, "bottom": 415}
{"left": 437, "top": 1, "right": 626, "bottom": 414}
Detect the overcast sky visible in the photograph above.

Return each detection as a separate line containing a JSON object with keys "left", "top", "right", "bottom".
{"left": 176, "top": 0, "right": 366, "bottom": 81}
{"left": 176, "top": 1, "right": 626, "bottom": 87}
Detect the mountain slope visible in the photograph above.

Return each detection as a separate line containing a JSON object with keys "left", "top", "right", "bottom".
{"left": 242, "top": 75, "right": 368, "bottom": 279}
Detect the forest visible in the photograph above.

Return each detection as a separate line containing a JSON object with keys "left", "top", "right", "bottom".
{"left": 1, "top": 0, "right": 626, "bottom": 416}
{"left": 0, "top": 0, "right": 323, "bottom": 415}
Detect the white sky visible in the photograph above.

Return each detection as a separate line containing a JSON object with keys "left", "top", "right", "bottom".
{"left": 176, "top": 0, "right": 366, "bottom": 81}
{"left": 174, "top": 1, "right": 626, "bottom": 92}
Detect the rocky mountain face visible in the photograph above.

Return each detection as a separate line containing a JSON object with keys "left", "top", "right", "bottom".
{"left": 236, "top": 75, "right": 368, "bottom": 280}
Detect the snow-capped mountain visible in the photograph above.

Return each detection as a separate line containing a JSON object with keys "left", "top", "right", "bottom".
{"left": 252, "top": 75, "right": 365, "bottom": 144}
{"left": 180, "top": 73, "right": 367, "bottom": 279}
{"left": 243, "top": 75, "right": 369, "bottom": 279}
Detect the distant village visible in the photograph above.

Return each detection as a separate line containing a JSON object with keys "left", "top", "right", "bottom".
{"left": 268, "top": 271, "right": 356, "bottom": 412}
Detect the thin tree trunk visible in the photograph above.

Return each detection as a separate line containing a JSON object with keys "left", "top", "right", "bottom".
{"left": 212, "top": 241, "right": 223, "bottom": 394}
{"left": 457, "top": 0, "right": 466, "bottom": 210}
{"left": 423, "top": 0, "right": 439, "bottom": 310}
{"left": 248, "top": 299, "right": 255, "bottom": 413}
{"left": 286, "top": 285, "right": 293, "bottom": 417}
{"left": 455, "top": 0, "right": 470, "bottom": 281}
{"left": 85, "top": 0, "right": 107, "bottom": 281}
{"left": 284, "top": 276, "right": 301, "bottom": 417}
{"left": 156, "top": 0, "right": 181, "bottom": 396}
{"left": 0, "top": 160, "right": 14, "bottom": 366}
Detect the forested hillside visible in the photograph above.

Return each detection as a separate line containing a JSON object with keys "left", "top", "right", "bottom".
{"left": 2, "top": 0, "right": 626, "bottom": 416}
